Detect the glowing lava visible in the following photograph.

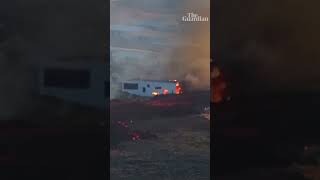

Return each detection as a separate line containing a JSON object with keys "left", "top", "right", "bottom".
{"left": 152, "top": 91, "right": 160, "bottom": 96}
{"left": 175, "top": 82, "right": 182, "bottom": 95}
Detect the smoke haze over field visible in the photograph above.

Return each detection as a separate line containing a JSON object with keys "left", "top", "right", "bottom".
{"left": 110, "top": 0, "right": 210, "bottom": 98}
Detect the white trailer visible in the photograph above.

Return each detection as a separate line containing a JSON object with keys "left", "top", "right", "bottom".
{"left": 121, "top": 79, "right": 182, "bottom": 97}
{"left": 37, "top": 60, "right": 106, "bottom": 109}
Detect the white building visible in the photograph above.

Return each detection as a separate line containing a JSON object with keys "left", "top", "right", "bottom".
{"left": 37, "top": 60, "right": 107, "bottom": 110}
{"left": 121, "top": 79, "right": 182, "bottom": 97}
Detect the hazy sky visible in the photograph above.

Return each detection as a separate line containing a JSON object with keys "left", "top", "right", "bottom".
{"left": 110, "top": 0, "right": 210, "bottom": 98}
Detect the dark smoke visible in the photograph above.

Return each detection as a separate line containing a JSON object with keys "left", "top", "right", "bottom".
{"left": 0, "top": 0, "right": 106, "bottom": 119}
{"left": 215, "top": 0, "right": 320, "bottom": 94}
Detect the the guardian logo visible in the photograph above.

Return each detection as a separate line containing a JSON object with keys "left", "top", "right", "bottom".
{"left": 182, "top": 12, "right": 209, "bottom": 22}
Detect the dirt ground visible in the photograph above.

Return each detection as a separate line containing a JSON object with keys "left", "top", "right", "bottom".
{"left": 110, "top": 107, "right": 210, "bottom": 180}
{"left": 110, "top": 92, "right": 320, "bottom": 180}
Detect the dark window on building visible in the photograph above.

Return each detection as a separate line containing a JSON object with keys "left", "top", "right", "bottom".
{"left": 147, "top": 84, "right": 150, "bottom": 88}
{"left": 142, "top": 87, "right": 146, "bottom": 93}
{"left": 155, "top": 86, "right": 162, "bottom": 89}
{"left": 123, "top": 83, "right": 138, "bottom": 90}
{"left": 44, "top": 68, "right": 90, "bottom": 89}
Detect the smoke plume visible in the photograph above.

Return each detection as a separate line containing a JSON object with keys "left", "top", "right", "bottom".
{"left": 110, "top": 0, "right": 210, "bottom": 98}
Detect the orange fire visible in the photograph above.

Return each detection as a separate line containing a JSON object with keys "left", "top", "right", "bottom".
{"left": 212, "top": 66, "right": 227, "bottom": 103}
{"left": 175, "top": 82, "right": 182, "bottom": 94}
{"left": 152, "top": 91, "right": 160, "bottom": 96}
{"left": 163, "top": 89, "right": 169, "bottom": 95}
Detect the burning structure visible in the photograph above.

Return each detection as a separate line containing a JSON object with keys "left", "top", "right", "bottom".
{"left": 110, "top": 1, "right": 210, "bottom": 179}
{"left": 110, "top": 0, "right": 210, "bottom": 100}
{"left": 121, "top": 79, "right": 182, "bottom": 97}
